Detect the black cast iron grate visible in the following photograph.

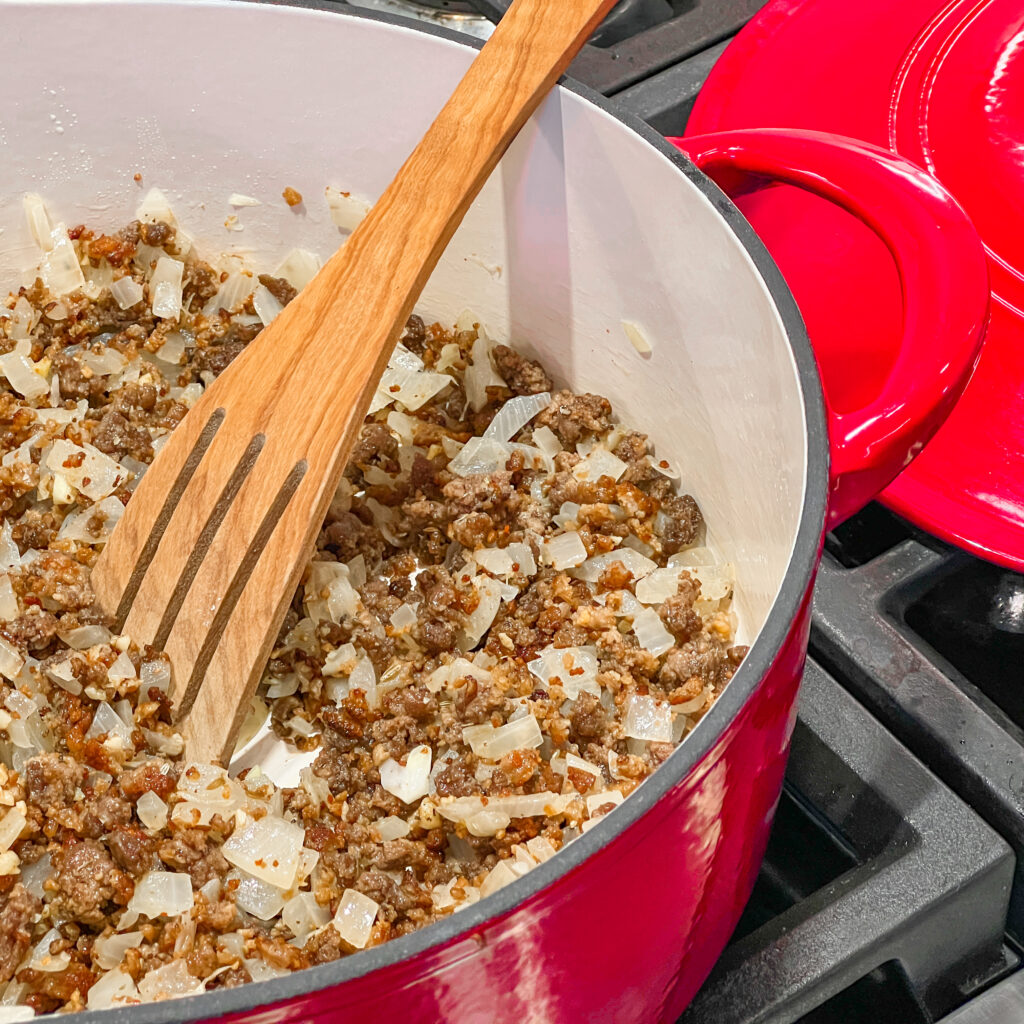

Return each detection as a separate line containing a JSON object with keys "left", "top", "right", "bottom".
{"left": 678, "top": 656, "right": 1014, "bottom": 1023}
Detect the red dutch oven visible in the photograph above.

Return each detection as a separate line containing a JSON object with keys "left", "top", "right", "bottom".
{"left": 2, "top": 2, "right": 988, "bottom": 1021}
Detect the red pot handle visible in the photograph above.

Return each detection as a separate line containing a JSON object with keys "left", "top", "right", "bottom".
{"left": 668, "top": 128, "right": 989, "bottom": 527}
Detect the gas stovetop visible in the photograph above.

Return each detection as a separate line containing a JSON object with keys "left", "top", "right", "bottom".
{"left": 316, "top": 4, "right": 1024, "bottom": 1019}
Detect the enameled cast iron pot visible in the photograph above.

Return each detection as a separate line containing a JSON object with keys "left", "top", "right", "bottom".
{"left": 2, "top": 2, "right": 989, "bottom": 1021}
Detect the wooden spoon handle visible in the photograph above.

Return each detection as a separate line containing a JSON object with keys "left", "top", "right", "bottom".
{"left": 265, "top": 0, "right": 620, "bottom": 403}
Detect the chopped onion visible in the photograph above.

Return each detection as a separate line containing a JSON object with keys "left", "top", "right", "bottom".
{"left": 374, "top": 816, "right": 410, "bottom": 841}
{"left": 140, "top": 659, "right": 171, "bottom": 694}
{"left": 149, "top": 256, "right": 184, "bottom": 319}
{"left": 462, "top": 715, "right": 542, "bottom": 759}
{"left": 389, "top": 603, "right": 418, "bottom": 632}
{"left": 531, "top": 425, "right": 561, "bottom": 456}
{"left": 283, "top": 892, "right": 330, "bottom": 944}
{"left": 23, "top": 193, "right": 53, "bottom": 250}
{"left": 228, "top": 193, "right": 261, "bottom": 207}
{"left": 93, "top": 931, "right": 143, "bottom": 971}
{"left": 325, "top": 187, "right": 370, "bottom": 231}
{"left": 138, "top": 959, "right": 202, "bottom": 1002}
{"left": 59, "top": 624, "right": 113, "bottom": 650}
{"left": 380, "top": 744, "right": 431, "bottom": 804}
{"left": 374, "top": 366, "right": 453, "bottom": 413}
{"left": 483, "top": 392, "right": 551, "bottom": 442}
{"left": 136, "top": 791, "right": 168, "bottom": 831}
{"left": 622, "top": 320, "right": 652, "bottom": 355}
{"left": 0, "top": 576, "right": 17, "bottom": 622}
{"left": 349, "top": 654, "right": 377, "bottom": 708}
{"left": 459, "top": 576, "right": 503, "bottom": 650}
{"left": 438, "top": 793, "right": 570, "bottom": 836}
{"left": 173, "top": 762, "right": 245, "bottom": 826}
{"left": 107, "top": 651, "right": 136, "bottom": 683}
{"left": 252, "top": 284, "right": 283, "bottom": 326}
{"left": 86, "top": 702, "right": 134, "bottom": 745}
{"left": 125, "top": 871, "right": 194, "bottom": 922}
{"left": 333, "top": 888, "right": 379, "bottom": 949}
{"left": 40, "top": 225, "right": 86, "bottom": 296}
{"left": 526, "top": 836, "right": 558, "bottom": 863}
{"left": 202, "top": 271, "right": 255, "bottom": 316}
{"left": 447, "top": 436, "right": 509, "bottom": 477}
{"left": 46, "top": 441, "right": 128, "bottom": 500}
{"left": 425, "top": 657, "right": 491, "bottom": 694}
{"left": 322, "top": 642, "right": 358, "bottom": 678}
{"left": 57, "top": 495, "right": 125, "bottom": 544}
{"left": 472, "top": 542, "right": 536, "bottom": 579}
{"left": 631, "top": 607, "right": 675, "bottom": 656}
{"left": 622, "top": 693, "right": 672, "bottom": 742}
{"left": 0, "top": 525, "right": 17, "bottom": 572}
{"left": 527, "top": 645, "right": 600, "bottom": 700}
{"left": 540, "top": 532, "right": 587, "bottom": 570}
{"left": 135, "top": 187, "right": 177, "bottom": 226}
{"left": 480, "top": 860, "right": 517, "bottom": 898}
{"left": 572, "top": 448, "right": 627, "bottom": 483}
{"left": 19, "top": 851, "right": 51, "bottom": 898}
{"left": 274, "top": 248, "right": 321, "bottom": 291}
{"left": 0, "top": 807, "right": 26, "bottom": 853}
{"left": 227, "top": 868, "right": 286, "bottom": 921}
{"left": 109, "top": 275, "right": 145, "bottom": 310}
{"left": 571, "top": 548, "right": 657, "bottom": 584}
{"left": 86, "top": 967, "right": 140, "bottom": 1010}
{"left": 464, "top": 330, "right": 506, "bottom": 413}
{"left": 0, "top": 353, "right": 48, "bottom": 400}
{"left": 222, "top": 815, "right": 305, "bottom": 889}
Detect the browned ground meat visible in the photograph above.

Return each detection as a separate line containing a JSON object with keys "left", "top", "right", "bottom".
{"left": 492, "top": 344, "right": 552, "bottom": 395}
{"left": 0, "top": 212, "right": 743, "bottom": 1015}
{"left": 0, "top": 884, "right": 42, "bottom": 983}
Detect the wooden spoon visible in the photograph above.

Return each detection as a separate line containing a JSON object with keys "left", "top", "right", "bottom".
{"left": 92, "top": 0, "right": 618, "bottom": 763}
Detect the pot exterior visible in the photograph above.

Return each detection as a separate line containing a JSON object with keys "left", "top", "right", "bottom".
{"left": 202, "top": 595, "right": 813, "bottom": 1024}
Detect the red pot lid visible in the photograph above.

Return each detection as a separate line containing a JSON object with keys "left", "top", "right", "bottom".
{"left": 687, "top": 0, "right": 1024, "bottom": 568}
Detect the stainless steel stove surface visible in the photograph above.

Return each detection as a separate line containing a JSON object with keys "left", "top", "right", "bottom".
{"left": 310, "top": 4, "right": 1024, "bottom": 1020}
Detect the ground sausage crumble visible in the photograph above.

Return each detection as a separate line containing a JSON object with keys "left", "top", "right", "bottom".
{"left": 0, "top": 201, "right": 746, "bottom": 1014}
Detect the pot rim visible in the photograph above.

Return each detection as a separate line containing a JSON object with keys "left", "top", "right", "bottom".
{"left": 59, "top": 2, "right": 829, "bottom": 1019}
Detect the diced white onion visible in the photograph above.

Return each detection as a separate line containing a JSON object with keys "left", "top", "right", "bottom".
{"left": 389, "top": 603, "right": 418, "bottom": 632}
{"left": 462, "top": 715, "right": 542, "bottom": 759}
{"left": 222, "top": 815, "right": 305, "bottom": 889}
{"left": 374, "top": 367, "right": 453, "bottom": 413}
{"left": 531, "top": 425, "right": 562, "bottom": 456}
{"left": 40, "top": 225, "right": 86, "bottom": 297}
{"left": 622, "top": 320, "right": 652, "bottom": 355}
{"left": 333, "top": 889, "right": 379, "bottom": 949}
{"left": 480, "top": 860, "right": 517, "bottom": 898}
{"left": 283, "top": 891, "right": 330, "bottom": 944}
{"left": 325, "top": 187, "right": 371, "bottom": 231}
{"left": 483, "top": 392, "right": 551, "bottom": 442}
{"left": 46, "top": 441, "right": 128, "bottom": 500}
{"left": 571, "top": 548, "right": 657, "bottom": 584}
{"left": 138, "top": 959, "right": 202, "bottom": 1002}
{"left": 380, "top": 744, "right": 432, "bottom": 804}
{"left": 459, "top": 576, "right": 503, "bottom": 650}
{"left": 136, "top": 790, "right": 168, "bottom": 831}
{"left": 24, "top": 193, "right": 53, "bottom": 251}
{"left": 572, "top": 448, "right": 627, "bottom": 483}
{"left": 622, "top": 693, "right": 672, "bottom": 742}
{"left": 541, "top": 532, "right": 588, "bottom": 570}
{"left": 140, "top": 659, "right": 171, "bottom": 694}
{"left": 57, "top": 495, "right": 125, "bottom": 544}
{"left": 252, "top": 284, "right": 283, "bottom": 326}
{"left": 375, "top": 816, "right": 411, "bottom": 841}
{"left": 472, "top": 542, "right": 536, "bottom": 579}
{"left": 632, "top": 607, "right": 675, "bottom": 656}
{"left": 109, "top": 275, "right": 145, "bottom": 309}
{"left": 86, "top": 702, "right": 134, "bottom": 744}
{"left": 274, "top": 248, "right": 321, "bottom": 291}
{"left": 527, "top": 645, "right": 600, "bottom": 700}
{"left": 0, "top": 353, "right": 48, "bottom": 400}
{"left": 135, "top": 187, "right": 177, "bottom": 226}
{"left": 0, "top": 807, "right": 26, "bottom": 853}
{"left": 228, "top": 193, "right": 261, "bottom": 207}
{"left": 126, "top": 871, "right": 194, "bottom": 921}
{"left": 438, "top": 792, "right": 570, "bottom": 835}
{"left": 92, "top": 931, "right": 143, "bottom": 971}
{"left": 202, "top": 271, "right": 255, "bottom": 316}
{"left": 149, "top": 256, "right": 184, "bottom": 319}
{"left": 464, "top": 329, "right": 507, "bottom": 414}
{"left": 0, "top": 576, "right": 17, "bottom": 622}
{"left": 87, "top": 966, "right": 140, "bottom": 1010}
{"left": 227, "top": 868, "right": 287, "bottom": 921}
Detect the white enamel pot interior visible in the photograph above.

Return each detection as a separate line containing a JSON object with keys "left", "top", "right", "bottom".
{"left": 0, "top": 0, "right": 828, "bottom": 1013}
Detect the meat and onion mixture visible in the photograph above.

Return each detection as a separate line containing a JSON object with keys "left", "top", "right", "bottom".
{"left": 0, "top": 193, "right": 745, "bottom": 1014}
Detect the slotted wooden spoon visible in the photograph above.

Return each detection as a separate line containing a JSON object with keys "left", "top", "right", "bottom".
{"left": 92, "top": 0, "right": 618, "bottom": 763}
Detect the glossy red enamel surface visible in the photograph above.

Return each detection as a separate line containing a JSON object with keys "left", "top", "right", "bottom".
{"left": 687, "top": 0, "right": 1024, "bottom": 567}
{"left": 670, "top": 129, "right": 989, "bottom": 529}
{"left": 198, "top": 603, "right": 812, "bottom": 1024}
